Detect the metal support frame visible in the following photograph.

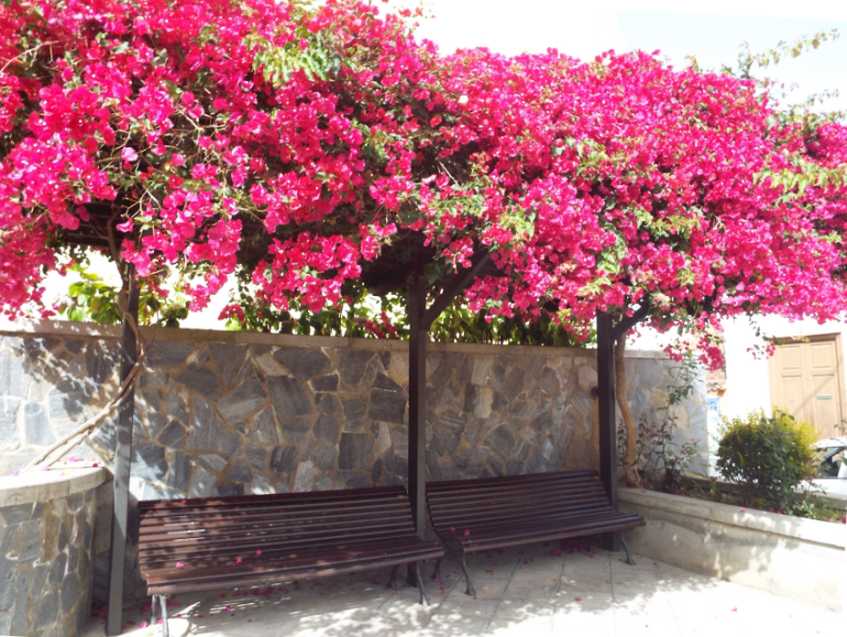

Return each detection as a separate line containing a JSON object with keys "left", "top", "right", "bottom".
{"left": 414, "top": 562, "right": 429, "bottom": 605}
{"left": 431, "top": 557, "right": 443, "bottom": 581}
{"left": 407, "top": 272, "right": 428, "bottom": 541}
{"left": 159, "top": 595, "right": 170, "bottom": 637}
{"left": 458, "top": 551, "right": 477, "bottom": 598}
{"left": 106, "top": 272, "right": 139, "bottom": 635}
{"left": 387, "top": 565, "right": 400, "bottom": 590}
{"left": 619, "top": 534, "right": 635, "bottom": 566}
{"left": 406, "top": 273, "right": 427, "bottom": 587}
{"left": 148, "top": 595, "right": 170, "bottom": 637}
{"left": 596, "top": 312, "right": 619, "bottom": 552}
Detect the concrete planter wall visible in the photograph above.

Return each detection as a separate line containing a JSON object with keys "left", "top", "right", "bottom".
{"left": 619, "top": 487, "right": 847, "bottom": 610}
{"left": 0, "top": 466, "right": 110, "bottom": 636}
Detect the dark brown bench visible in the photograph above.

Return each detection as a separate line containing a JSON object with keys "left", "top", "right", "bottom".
{"left": 138, "top": 486, "right": 445, "bottom": 634}
{"left": 426, "top": 470, "right": 643, "bottom": 597}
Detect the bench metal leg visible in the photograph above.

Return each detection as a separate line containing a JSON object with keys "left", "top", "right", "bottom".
{"left": 458, "top": 552, "right": 477, "bottom": 598}
{"left": 158, "top": 594, "right": 170, "bottom": 637}
{"left": 387, "top": 564, "right": 400, "bottom": 590}
{"left": 149, "top": 596, "right": 157, "bottom": 629}
{"left": 619, "top": 535, "right": 635, "bottom": 566}
{"left": 431, "top": 557, "right": 442, "bottom": 581}
{"left": 414, "top": 562, "right": 429, "bottom": 606}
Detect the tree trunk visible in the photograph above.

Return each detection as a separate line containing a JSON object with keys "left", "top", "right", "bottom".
{"left": 615, "top": 335, "right": 641, "bottom": 487}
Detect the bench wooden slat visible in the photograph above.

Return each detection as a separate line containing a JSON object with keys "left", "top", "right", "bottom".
{"left": 139, "top": 509, "right": 412, "bottom": 537}
{"left": 145, "top": 548, "right": 445, "bottom": 595}
{"left": 428, "top": 484, "right": 609, "bottom": 504}
{"left": 142, "top": 537, "right": 442, "bottom": 574}
{"left": 139, "top": 493, "right": 408, "bottom": 520}
{"left": 457, "top": 517, "right": 643, "bottom": 552}
{"left": 138, "top": 499, "right": 412, "bottom": 526}
{"left": 138, "top": 485, "right": 407, "bottom": 511}
{"left": 137, "top": 524, "right": 417, "bottom": 559}
{"left": 431, "top": 504, "right": 615, "bottom": 530}
{"left": 427, "top": 469, "right": 597, "bottom": 490}
{"left": 427, "top": 488, "right": 609, "bottom": 511}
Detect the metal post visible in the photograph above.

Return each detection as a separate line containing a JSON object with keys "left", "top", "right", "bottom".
{"left": 596, "top": 311, "right": 618, "bottom": 552}
{"left": 407, "top": 273, "right": 427, "bottom": 538}
{"left": 106, "top": 271, "right": 139, "bottom": 635}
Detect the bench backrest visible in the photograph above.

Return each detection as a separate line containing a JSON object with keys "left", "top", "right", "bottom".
{"left": 426, "top": 470, "right": 614, "bottom": 532}
{"left": 137, "top": 485, "right": 416, "bottom": 572}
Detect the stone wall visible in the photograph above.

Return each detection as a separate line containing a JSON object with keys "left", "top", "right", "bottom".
{"left": 0, "top": 467, "right": 109, "bottom": 636}
{"left": 0, "top": 321, "right": 708, "bottom": 498}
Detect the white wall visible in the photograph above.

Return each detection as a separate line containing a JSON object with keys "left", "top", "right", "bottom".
{"left": 721, "top": 316, "right": 847, "bottom": 422}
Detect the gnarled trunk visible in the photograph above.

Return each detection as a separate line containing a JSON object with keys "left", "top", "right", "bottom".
{"left": 615, "top": 335, "right": 641, "bottom": 487}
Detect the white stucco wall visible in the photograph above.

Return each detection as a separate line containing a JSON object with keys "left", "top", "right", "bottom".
{"left": 721, "top": 315, "right": 847, "bottom": 423}
{"left": 631, "top": 315, "right": 847, "bottom": 424}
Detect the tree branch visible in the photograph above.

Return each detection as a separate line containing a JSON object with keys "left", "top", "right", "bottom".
{"left": 612, "top": 301, "right": 651, "bottom": 342}
{"left": 421, "top": 252, "right": 493, "bottom": 328}
{"left": 24, "top": 221, "right": 147, "bottom": 470}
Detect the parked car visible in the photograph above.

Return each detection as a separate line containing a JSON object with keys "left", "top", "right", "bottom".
{"left": 810, "top": 438, "right": 847, "bottom": 504}
{"left": 815, "top": 437, "right": 847, "bottom": 479}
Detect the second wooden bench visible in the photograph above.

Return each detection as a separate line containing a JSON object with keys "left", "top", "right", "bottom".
{"left": 426, "top": 470, "right": 643, "bottom": 597}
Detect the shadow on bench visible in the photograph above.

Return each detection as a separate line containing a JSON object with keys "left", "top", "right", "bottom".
{"left": 426, "top": 470, "right": 643, "bottom": 597}
{"left": 137, "top": 486, "right": 444, "bottom": 635}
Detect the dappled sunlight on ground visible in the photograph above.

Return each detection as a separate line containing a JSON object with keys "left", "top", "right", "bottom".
{"left": 83, "top": 544, "right": 842, "bottom": 636}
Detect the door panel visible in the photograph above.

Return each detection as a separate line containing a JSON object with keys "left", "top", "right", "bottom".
{"left": 769, "top": 337, "right": 842, "bottom": 439}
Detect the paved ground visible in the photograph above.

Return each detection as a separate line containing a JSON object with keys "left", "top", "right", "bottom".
{"left": 83, "top": 543, "right": 842, "bottom": 637}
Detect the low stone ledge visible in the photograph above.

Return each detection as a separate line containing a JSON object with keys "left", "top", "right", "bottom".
{"left": 0, "top": 466, "right": 108, "bottom": 507}
{"left": 0, "top": 465, "right": 109, "bottom": 636}
{"left": 620, "top": 487, "right": 845, "bottom": 549}
{"left": 619, "top": 487, "right": 846, "bottom": 611}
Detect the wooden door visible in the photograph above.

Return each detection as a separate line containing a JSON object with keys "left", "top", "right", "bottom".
{"left": 769, "top": 336, "right": 843, "bottom": 439}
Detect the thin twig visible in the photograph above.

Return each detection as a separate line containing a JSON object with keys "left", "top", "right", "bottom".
{"left": 1, "top": 41, "right": 59, "bottom": 74}
{"left": 25, "top": 214, "right": 148, "bottom": 470}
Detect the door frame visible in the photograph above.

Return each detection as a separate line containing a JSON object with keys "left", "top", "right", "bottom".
{"left": 767, "top": 332, "right": 845, "bottom": 435}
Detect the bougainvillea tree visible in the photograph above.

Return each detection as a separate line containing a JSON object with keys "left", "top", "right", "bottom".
{"left": 2, "top": 0, "right": 847, "bottom": 483}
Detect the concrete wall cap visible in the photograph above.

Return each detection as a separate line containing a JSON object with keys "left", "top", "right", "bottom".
{"left": 0, "top": 317, "right": 669, "bottom": 359}
{"left": 0, "top": 465, "right": 109, "bottom": 507}
{"left": 620, "top": 487, "right": 847, "bottom": 550}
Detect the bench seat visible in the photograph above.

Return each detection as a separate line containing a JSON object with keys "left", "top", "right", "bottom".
{"left": 426, "top": 470, "right": 642, "bottom": 596}
{"left": 138, "top": 486, "right": 444, "bottom": 634}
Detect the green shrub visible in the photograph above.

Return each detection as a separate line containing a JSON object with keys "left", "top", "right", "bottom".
{"left": 716, "top": 410, "right": 817, "bottom": 509}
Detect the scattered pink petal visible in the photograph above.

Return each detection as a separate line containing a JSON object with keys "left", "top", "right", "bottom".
{"left": 255, "top": 549, "right": 263, "bottom": 557}
{"left": 175, "top": 561, "right": 186, "bottom": 569}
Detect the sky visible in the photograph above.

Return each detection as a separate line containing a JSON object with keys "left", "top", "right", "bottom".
{"left": 398, "top": 0, "right": 847, "bottom": 111}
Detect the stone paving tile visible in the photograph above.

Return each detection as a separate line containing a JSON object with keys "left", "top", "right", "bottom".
{"left": 83, "top": 546, "right": 843, "bottom": 637}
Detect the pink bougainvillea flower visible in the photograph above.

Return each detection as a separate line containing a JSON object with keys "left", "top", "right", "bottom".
{"left": 121, "top": 147, "right": 138, "bottom": 162}
{"left": 0, "top": 0, "right": 844, "bottom": 368}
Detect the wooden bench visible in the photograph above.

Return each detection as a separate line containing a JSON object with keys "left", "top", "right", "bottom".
{"left": 426, "top": 470, "right": 643, "bottom": 597}
{"left": 138, "top": 486, "right": 445, "bottom": 634}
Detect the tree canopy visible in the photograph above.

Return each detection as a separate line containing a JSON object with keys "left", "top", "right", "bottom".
{"left": 2, "top": 0, "right": 846, "bottom": 367}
